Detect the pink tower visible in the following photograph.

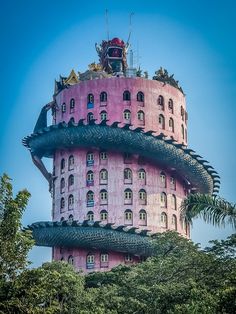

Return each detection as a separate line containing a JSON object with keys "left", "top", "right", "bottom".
{"left": 23, "top": 37, "right": 219, "bottom": 273}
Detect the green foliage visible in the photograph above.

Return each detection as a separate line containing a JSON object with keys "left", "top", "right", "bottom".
{"left": 0, "top": 174, "right": 236, "bottom": 313}
{"left": 0, "top": 174, "right": 34, "bottom": 281}
{"left": 1, "top": 227, "right": 236, "bottom": 313}
{"left": 205, "top": 233, "right": 236, "bottom": 259}
{"left": 181, "top": 193, "right": 236, "bottom": 228}
{"left": 84, "top": 232, "right": 236, "bottom": 314}
{"left": 1, "top": 261, "right": 85, "bottom": 314}
{"left": 216, "top": 286, "right": 236, "bottom": 314}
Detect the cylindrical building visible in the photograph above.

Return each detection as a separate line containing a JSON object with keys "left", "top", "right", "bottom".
{"left": 23, "top": 38, "right": 219, "bottom": 273}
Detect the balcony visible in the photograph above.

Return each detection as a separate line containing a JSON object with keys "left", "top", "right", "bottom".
{"left": 87, "top": 200, "right": 94, "bottom": 207}
{"left": 87, "top": 160, "right": 94, "bottom": 167}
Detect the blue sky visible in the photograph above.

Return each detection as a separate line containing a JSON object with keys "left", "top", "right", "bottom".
{"left": 0, "top": 0, "right": 235, "bottom": 267}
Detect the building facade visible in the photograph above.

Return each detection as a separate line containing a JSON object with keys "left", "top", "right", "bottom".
{"left": 23, "top": 38, "right": 219, "bottom": 273}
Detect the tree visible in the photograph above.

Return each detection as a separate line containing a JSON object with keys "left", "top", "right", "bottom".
{"left": 1, "top": 174, "right": 235, "bottom": 313}
{"left": 85, "top": 232, "right": 236, "bottom": 314}
{"left": 0, "top": 174, "right": 33, "bottom": 313}
{"left": 0, "top": 174, "right": 34, "bottom": 281}
{"left": 1, "top": 261, "right": 85, "bottom": 314}
{"left": 181, "top": 193, "right": 236, "bottom": 229}
{"left": 205, "top": 233, "right": 236, "bottom": 259}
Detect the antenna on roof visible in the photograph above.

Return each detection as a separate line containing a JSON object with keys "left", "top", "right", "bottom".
{"left": 127, "top": 12, "right": 134, "bottom": 46}
{"left": 137, "top": 41, "right": 141, "bottom": 68}
{"left": 105, "top": 9, "right": 110, "bottom": 41}
{"left": 129, "top": 49, "right": 134, "bottom": 69}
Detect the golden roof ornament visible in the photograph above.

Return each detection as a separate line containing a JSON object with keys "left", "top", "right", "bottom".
{"left": 64, "top": 69, "right": 79, "bottom": 85}
{"left": 88, "top": 62, "right": 103, "bottom": 72}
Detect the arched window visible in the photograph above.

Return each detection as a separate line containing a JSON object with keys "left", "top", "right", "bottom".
{"left": 123, "top": 109, "right": 131, "bottom": 121}
{"left": 87, "top": 211, "right": 94, "bottom": 221}
{"left": 181, "top": 106, "right": 185, "bottom": 120}
{"left": 170, "top": 176, "right": 176, "bottom": 190}
{"left": 172, "top": 214, "right": 177, "bottom": 230}
{"left": 185, "top": 111, "right": 188, "bottom": 123}
{"left": 169, "top": 118, "right": 174, "bottom": 132}
{"left": 124, "top": 209, "right": 133, "bottom": 225}
{"left": 139, "top": 189, "right": 147, "bottom": 205}
{"left": 61, "top": 103, "right": 66, "bottom": 113}
{"left": 61, "top": 158, "right": 65, "bottom": 173}
{"left": 124, "top": 168, "right": 132, "bottom": 183}
{"left": 60, "top": 197, "right": 65, "bottom": 212}
{"left": 68, "top": 255, "right": 74, "bottom": 265}
{"left": 68, "top": 194, "right": 74, "bottom": 210}
{"left": 70, "top": 98, "right": 75, "bottom": 113}
{"left": 68, "top": 155, "right": 74, "bottom": 170}
{"left": 181, "top": 124, "right": 185, "bottom": 140}
{"left": 100, "top": 151, "right": 107, "bottom": 165}
{"left": 86, "top": 152, "right": 94, "bottom": 166}
{"left": 100, "top": 110, "right": 107, "bottom": 121}
{"left": 100, "top": 91, "right": 107, "bottom": 102}
{"left": 168, "top": 99, "right": 174, "bottom": 114}
{"left": 68, "top": 214, "right": 74, "bottom": 223}
{"left": 160, "top": 171, "right": 166, "bottom": 188}
{"left": 60, "top": 178, "right": 65, "bottom": 193}
{"left": 86, "top": 170, "right": 94, "bottom": 186}
{"left": 87, "top": 94, "right": 94, "bottom": 109}
{"left": 160, "top": 192, "right": 167, "bottom": 208}
{"left": 124, "top": 253, "right": 133, "bottom": 262}
{"left": 100, "top": 169, "right": 108, "bottom": 183}
{"left": 138, "top": 169, "right": 146, "bottom": 181}
{"left": 158, "top": 95, "right": 164, "bottom": 110}
{"left": 139, "top": 209, "right": 147, "bottom": 226}
{"left": 137, "top": 91, "right": 144, "bottom": 102}
{"left": 87, "top": 112, "right": 94, "bottom": 123}
{"left": 100, "top": 253, "right": 109, "bottom": 267}
{"left": 171, "top": 194, "right": 177, "bottom": 210}
{"left": 87, "top": 170, "right": 94, "bottom": 181}
{"left": 161, "top": 212, "right": 168, "bottom": 228}
{"left": 159, "top": 114, "right": 165, "bottom": 129}
{"left": 86, "top": 253, "right": 95, "bottom": 269}
{"left": 87, "top": 191, "right": 94, "bottom": 207}
{"left": 100, "top": 210, "right": 108, "bottom": 221}
{"left": 137, "top": 110, "right": 145, "bottom": 125}
{"left": 60, "top": 216, "right": 64, "bottom": 222}
{"left": 68, "top": 175, "right": 74, "bottom": 187}
{"left": 100, "top": 189, "right": 108, "bottom": 204}
{"left": 124, "top": 188, "right": 132, "bottom": 204}
{"left": 123, "top": 90, "right": 131, "bottom": 101}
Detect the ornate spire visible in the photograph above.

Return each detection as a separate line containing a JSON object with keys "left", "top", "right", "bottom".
{"left": 64, "top": 69, "right": 79, "bottom": 85}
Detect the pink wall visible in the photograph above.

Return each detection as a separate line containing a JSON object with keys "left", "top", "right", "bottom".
{"left": 51, "top": 77, "right": 189, "bottom": 272}
{"left": 54, "top": 77, "right": 188, "bottom": 145}
{"left": 53, "top": 148, "right": 189, "bottom": 235}
{"left": 53, "top": 247, "right": 140, "bottom": 273}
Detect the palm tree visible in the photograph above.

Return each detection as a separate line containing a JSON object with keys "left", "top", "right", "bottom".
{"left": 181, "top": 194, "right": 236, "bottom": 229}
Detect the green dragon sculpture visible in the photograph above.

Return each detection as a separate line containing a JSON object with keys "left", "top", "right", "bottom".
{"left": 23, "top": 106, "right": 220, "bottom": 256}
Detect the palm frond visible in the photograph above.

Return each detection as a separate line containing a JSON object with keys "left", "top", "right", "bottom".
{"left": 180, "top": 194, "right": 236, "bottom": 229}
